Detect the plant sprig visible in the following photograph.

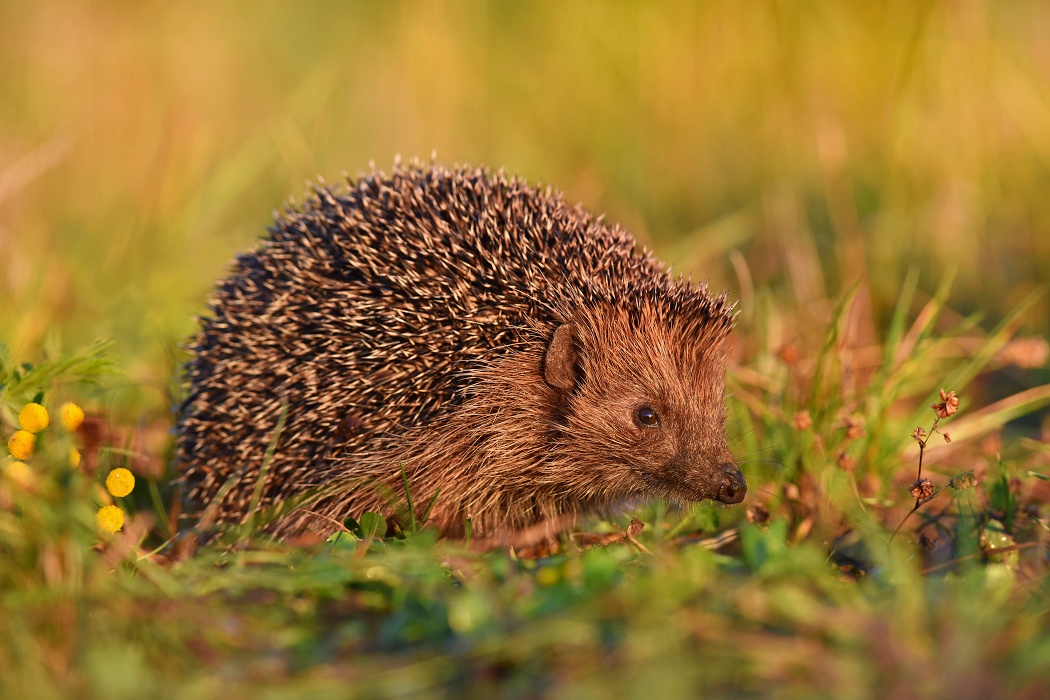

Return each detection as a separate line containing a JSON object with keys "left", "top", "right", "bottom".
{"left": 891, "top": 389, "right": 961, "bottom": 539}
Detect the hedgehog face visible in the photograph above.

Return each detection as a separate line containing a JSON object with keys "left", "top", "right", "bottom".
{"left": 588, "top": 346, "right": 743, "bottom": 507}
{"left": 544, "top": 313, "right": 745, "bottom": 508}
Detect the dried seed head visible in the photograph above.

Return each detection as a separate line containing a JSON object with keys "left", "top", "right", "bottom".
{"left": 843, "top": 414, "right": 865, "bottom": 440}
{"left": 837, "top": 451, "right": 856, "bottom": 472}
{"left": 626, "top": 519, "right": 645, "bottom": 538}
{"left": 909, "top": 478, "right": 935, "bottom": 502}
{"left": 777, "top": 344, "right": 801, "bottom": 365}
{"left": 931, "top": 389, "right": 959, "bottom": 419}
{"left": 746, "top": 503, "right": 770, "bottom": 524}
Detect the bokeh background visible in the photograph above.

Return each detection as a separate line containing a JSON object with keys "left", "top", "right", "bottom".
{"left": 2, "top": 1, "right": 1049, "bottom": 414}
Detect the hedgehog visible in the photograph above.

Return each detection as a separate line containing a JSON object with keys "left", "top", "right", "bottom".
{"left": 175, "top": 161, "right": 745, "bottom": 542}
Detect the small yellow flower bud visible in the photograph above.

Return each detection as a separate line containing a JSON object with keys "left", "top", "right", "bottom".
{"left": 3, "top": 461, "right": 35, "bottom": 489}
{"left": 97, "top": 505, "right": 125, "bottom": 533}
{"left": 18, "top": 403, "right": 50, "bottom": 433}
{"left": 70, "top": 447, "right": 81, "bottom": 468}
{"left": 59, "top": 402, "right": 85, "bottom": 432}
{"left": 535, "top": 566, "right": 561, "bottom": 586}
{"left": 105, "top": 467, "right": 135, "bottom": 497}
{"left": 8, "top": 430, "right": 36, "bottom": 460}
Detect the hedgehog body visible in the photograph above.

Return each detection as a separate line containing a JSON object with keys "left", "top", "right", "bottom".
{"left": 176, "top": 163, "right": 744, "bottom": 540}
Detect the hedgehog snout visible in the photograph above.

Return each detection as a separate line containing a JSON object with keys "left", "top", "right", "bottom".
{"left": 715, "top": 462, "right": 746, "bottom": 504}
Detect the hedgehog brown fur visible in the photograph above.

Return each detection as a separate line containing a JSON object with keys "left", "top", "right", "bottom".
{"left": 175, "top": 161, "right": 744, "bottom": 540}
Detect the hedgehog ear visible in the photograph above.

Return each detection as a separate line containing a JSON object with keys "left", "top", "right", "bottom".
{"left": 544, "top": 323, "right": 580, "bottom": 391}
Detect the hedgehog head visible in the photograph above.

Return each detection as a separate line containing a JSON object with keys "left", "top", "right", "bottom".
{"left": 543, "top": 284, "right": 744, "bottom": 508}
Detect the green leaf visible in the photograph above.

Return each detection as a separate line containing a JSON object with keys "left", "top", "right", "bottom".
{"left": 358, "top": 511, "right": 385, "bottom": 539}
{"left": 325, "top": 531, "right": 359, "bottom": 551}
{"left": 740, "top": 519, "right": 788, "bottom": 572}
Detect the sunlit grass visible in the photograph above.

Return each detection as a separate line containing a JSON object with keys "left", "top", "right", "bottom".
{"left": 2, "top": 253, "right": 1047, "bottom": 698}
{"left": 1, "top": 1, "right": 1049, "bottom": 697}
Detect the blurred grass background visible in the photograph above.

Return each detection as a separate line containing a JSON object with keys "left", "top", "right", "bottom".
{"left": 3, "top": 4, "right": 1050, "bottom": 697}
{"left": 2, "top": 0, "right": 1048, "bottom": 403}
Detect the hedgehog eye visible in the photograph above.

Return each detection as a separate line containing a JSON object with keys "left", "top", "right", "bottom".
{"left": 635, "top": 406, "right": 660, "bottom": 427}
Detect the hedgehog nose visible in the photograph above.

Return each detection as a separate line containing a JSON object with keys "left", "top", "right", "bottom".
{"left": 716, "top": 462, "right": 746, "bottom": 504}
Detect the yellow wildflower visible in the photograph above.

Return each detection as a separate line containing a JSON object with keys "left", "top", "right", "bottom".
{"left": 18, "top": 403, "right": 50, "bottom": 433}
{"left": 3, "top": 461, "right": 35, "bottom": 489}
{"left": 70, "top": 447, "right": 81, "bottom": 468}
{"left": 59, "top": 402, "right": 85, "bottom": 432}
{"left": 8, "top": 430, "right": 35, "bottom": 460}
{"left": 105, "top": 467, "right": 135, "bottom": 497}
{"left": 96, "top": 505, "right": 125, "bottom": 533}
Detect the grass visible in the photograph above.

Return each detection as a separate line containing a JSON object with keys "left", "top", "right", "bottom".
{"left": 2, "top": 256, "right": 1048, "bottom": 700}
{"left": 2, "top": 2, "right": 1050, "bottom": 698}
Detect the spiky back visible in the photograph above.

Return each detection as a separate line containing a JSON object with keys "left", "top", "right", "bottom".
{"left": 175, "top": 163, "right": 733, "bottom": 528}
